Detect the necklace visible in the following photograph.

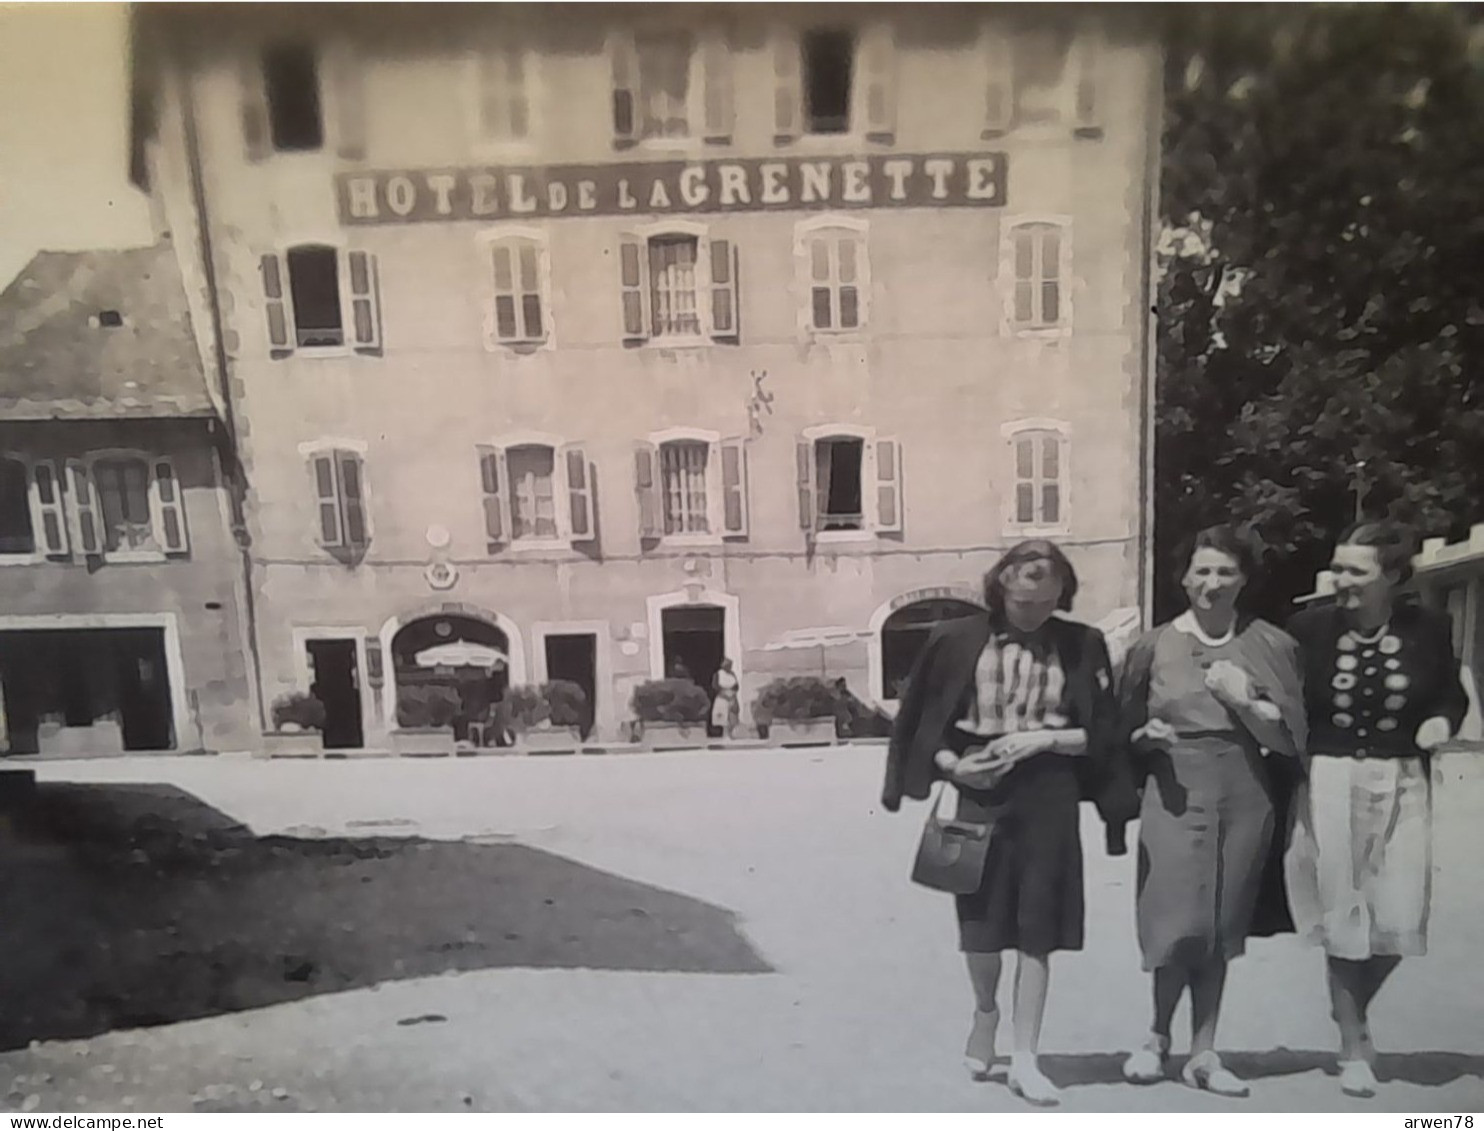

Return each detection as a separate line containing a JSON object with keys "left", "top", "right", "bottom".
{"left": 1348, "top": 622, "right": 1389, "bottom": 644}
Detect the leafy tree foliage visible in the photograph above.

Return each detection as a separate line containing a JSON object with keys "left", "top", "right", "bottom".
{"left": 1156, "top": 4, "right": 1484, "bottom": 620}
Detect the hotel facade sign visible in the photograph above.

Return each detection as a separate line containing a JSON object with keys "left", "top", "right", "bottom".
{"left": 336, "top": 152, "right": 1008, "bottom": 225}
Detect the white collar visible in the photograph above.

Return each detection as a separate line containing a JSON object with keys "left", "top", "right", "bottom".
{"left": 1174, "top": 610, "right": 1236, "bottom": 647}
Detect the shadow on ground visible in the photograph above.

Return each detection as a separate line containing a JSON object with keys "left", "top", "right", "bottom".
{"left": 0, "top": 782, "right": 771, "bottom": 1051}
{"left": 1026, "top": 1050, "right": 1484, "bottom": 1091}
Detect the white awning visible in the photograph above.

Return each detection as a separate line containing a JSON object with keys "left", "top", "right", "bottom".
{"left": 414, "top": 641, "right": 509, "bottom": 670}
{"left": 762, "top": 627, "right": 870, "bottom": 652}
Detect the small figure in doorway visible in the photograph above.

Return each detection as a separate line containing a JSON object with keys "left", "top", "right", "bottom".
{"left": 669, "top": 658, "right": 693, "bottom": 682}
{"left": 711, "top": 658, "right": 740, "bottom": 739}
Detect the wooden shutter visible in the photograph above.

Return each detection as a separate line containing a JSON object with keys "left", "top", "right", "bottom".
{"left": 261, "top": 253, "right": 294, "bottom": 355}
{"left": 1071, "top": 32, "right": 1102, "bottom": 136}
{"left": 478, "top": 446, "right": 511, "bottom": 547}
{"left": 634, "top": 442, "right": 661, "bottom": 541}
{"left": 327, "top": 43, "right": 367, "bottom": 159}
{"left": 720, "top": 437, "right": 748, "bottom": 538}
{"left": 859, "top": 24, "right": 897, "bottom": 142}
{"left": 701, "top": 28, "right": 734, "bottom": 144}
{"left": 241, "top": 53, "right": 271, "bottom": 162}
{"left": 772, "top": 27, "right": 802, "bottom": 144}
{"left": 346, "top": 250, "right": 381, "bottom": 351}
{"left": 708, "top": 238, "right": 740, "bottom": 341}
{"left": 31, "top": 460, "right": 69, "bottom": 557}
{"left": 337, "top": 451, "right": 368, "bottom": 547}
{"left": 312, "top": 454, "right": 344, "bottom": 548}
{"left": 874, "top": 438, "right": 903, "bottom": 535}
{"left": 796, "top": 440, "right": 816, "bottom": 533}
{"left": 150, "top": 458, "right": 190, "bottom": 555}
{"left": 982, "top": 22, "right": 1014, "bottom": 137}
{"left": 563, "top": 444, "right": 596, "bottom": 542}
{"left": 610, "top": 32, "right": 639, "bottom": 147}
{"left": 619, "top": 236, "right": 650, "bottom": 342}
{"left": 65, "top": 459, "right": 101, "bottom": 556}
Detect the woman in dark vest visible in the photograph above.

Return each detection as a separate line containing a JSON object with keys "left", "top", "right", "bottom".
{"left": 883, "top": 540, "right": 1137, "bottom": 1107}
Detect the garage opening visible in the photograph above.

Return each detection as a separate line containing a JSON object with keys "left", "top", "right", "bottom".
{"left": 0, "top": 628, "right": 174, "bottom": 755}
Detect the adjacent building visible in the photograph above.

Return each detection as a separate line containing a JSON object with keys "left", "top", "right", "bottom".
{"left": 128, "top": 3, "right": 1162, "bottom": 746}
{"left": 0, "top": 242, "right": 255, "bottom": 755}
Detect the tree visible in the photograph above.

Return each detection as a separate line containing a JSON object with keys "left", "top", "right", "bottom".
{"left": 1157, "top": 4, "right": 1484, "bottom": 621}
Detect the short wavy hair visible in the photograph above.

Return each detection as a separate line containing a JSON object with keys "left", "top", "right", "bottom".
{"left": 1173, "top": 524, "right": 1263, "bottom": 610}
{"left": 1338, "top": 520, "right": 1419, "bottom": 584}
{"left": 982, "top": 539, "right": 1078, "bottom": 627}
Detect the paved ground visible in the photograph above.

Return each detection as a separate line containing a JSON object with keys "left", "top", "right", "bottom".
{"left": 1, "top": 747, "right": 1481, "bottom": 1112}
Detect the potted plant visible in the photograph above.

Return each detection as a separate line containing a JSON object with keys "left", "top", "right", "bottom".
{"left": 631, "top": 679, "right": 711, "bottom": 751}
{"left": 391, "top": 684, "right": 460, "bottom": 757}
{"left": 262, "top": 691, "right": 326, "bottom": 757}
{"left": 500, "top": 682, "right": 584, "bottom": 754}
{"left": 752, "top": 677, "right": 844, "bottom": 747}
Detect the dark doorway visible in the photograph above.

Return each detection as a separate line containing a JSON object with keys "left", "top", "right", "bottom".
{"left": 0, "top": 628, "right": 173, "bottom": 754}
{"left": 662, "top": 606, "right": 725, "bottom": 694}
{"left": 544, "top": 634, "right": 598, "bottom": 739}
{"left": 307, "top": 639, "right": 363, "bottom": 749}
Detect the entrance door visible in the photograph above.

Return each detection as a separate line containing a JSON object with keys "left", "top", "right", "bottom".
{"left": 661, "top": 606, "right": 725, "bottom": 693}
{"left": 307, "top": 639, "right": 364, "bottom": 749}
{"left": 113, "top": 628, "right": 174, "bottom": 750}
{"left": 544, "top": 634, "right": 598, "bottom": 739}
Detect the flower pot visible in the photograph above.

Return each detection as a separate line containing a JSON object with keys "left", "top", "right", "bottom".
{"left": 37, "top": 719, "right": 126, "bottom": 757}
{"left": 261, "top": 730, "right": 323, "bottom": 758}
{"left": 769, "top": 717, "right": 838, "bottom": 747}
{"left": 389, "top": 727, "right": 457, "bottom": 757}
{"left": 641, "top": 720, "right": 708, "bottom": 751}
{"left": 517, "top": 726, "right": 582, "bottom": 755}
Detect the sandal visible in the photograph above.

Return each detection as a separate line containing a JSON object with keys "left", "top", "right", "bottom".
{"left": 1182, "top": 1050, "right": 1249, "bottom": 1098}
{"left": 1122, "top": 1033, "right": 1171, "bottom": 1084}
{"left": 1008, "top": 1055, "right": 1062, "bottom": 1107}
{"left": 1339, "top": 1059, "right": 1379, "bottom": 1099}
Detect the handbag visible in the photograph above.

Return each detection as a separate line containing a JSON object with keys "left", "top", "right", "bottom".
{"left": 910, "top": 781, "right": 993, "bottom": 894}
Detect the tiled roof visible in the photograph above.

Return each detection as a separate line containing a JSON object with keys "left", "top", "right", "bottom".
{"left": 0, "top": 241, "right": 218, "bottom": 421}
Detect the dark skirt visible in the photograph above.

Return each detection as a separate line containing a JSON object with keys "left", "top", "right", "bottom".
{"left": 954, "top": 755, "right": 1084, "bottom": 956}
{"left": 1135, "top": 734, "right": 1276, "bottom": 970}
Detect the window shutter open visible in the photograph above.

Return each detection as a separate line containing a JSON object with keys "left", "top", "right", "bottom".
{"left": 708, "top": 238, "right": 740, "bottom": 341}
{"left": 65, "top": 459, "right": 101, "bottom": 556}
{"left": 241, "top": 55, "right": 271, "bottom": 162}
{"left": 772, "top": 28, "right": 802, "bottom": 144}
{"left": 563, "top": 444, "right": 596, "bottom": 542}
{"left": 31, "top": 460, "right": 69, "bottom": 557}
{"left": 312, "top": 454, "right": 344, "bottom": 548}
{"left": 327, "top": 43, "right": 367, "bottom": 159}
{"left": 610, "top": 32, "right": 639, "bottom": 147}
{"left": 634, "top": 442, "right": 661, "bottom": 541}
{"left": 701, "top": 29, "right": 735, "bottom": 143}
{"left": 720, "top": 437, "right": 748, "bottom": 538}
{"left": 796, "top": 439, "right": 816, "bottom": 533}
{"left": 982, "top": 23, "right": 1014, "bottom": 137}
{"left": 860, "top": 24, "right": 897, "bottom": 142}
{"left": 1071, "top": 33, "right": 1102, "bottom": 136}
{"left": 261, "top": 253, "right": 295, "bottom": 355}
{"left": 346, "top": 250, "right": 381, "bottom": 351}
{"left": 874, "top": 438, "right": 903, "bottom": 535}
{"left": 150, "top": 458, "right": 190, "bottom": 555}
{"left": 478, "top": 446, "right": 512, "bottom": 547}
{"left": 337, "top": 451, "right": 368, "bottom": 547}
{"left": 619, "top": 236, "right": 650, "bottom": 342}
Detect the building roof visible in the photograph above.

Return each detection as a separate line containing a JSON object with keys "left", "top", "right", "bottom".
{"left": 0, "top": 241, "right": 218, "bottom": 421}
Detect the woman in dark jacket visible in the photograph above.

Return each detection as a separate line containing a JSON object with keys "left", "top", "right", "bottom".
{"left": 883, "top": 540, "right": 1137, "bottom": 1107}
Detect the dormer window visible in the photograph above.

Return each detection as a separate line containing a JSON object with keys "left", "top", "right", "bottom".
{"left": 803, "top": 29, "right": 854, "bottom": 134}
{"left": 98, "top": 310, "right": 123, "bottom": 328}
{"left": 264, "top": 43, "right": 324, "bottom": 152}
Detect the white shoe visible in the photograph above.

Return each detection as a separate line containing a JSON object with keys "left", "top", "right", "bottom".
{"left": 963, "top": 1009, "right": 999, "bottom": 1078}
{"left": 1123, "top": 1033, "right": 1171, "bottom": 1084}
{"left": 1182, "top": 1051, "right": 1250, "bottom": 1098}
{"left": 1008, "top": 1055, "right": 1062, "bottom": 1107}
{"left": 1339, "top": 1059, "right": 1379, "bottom": 1098}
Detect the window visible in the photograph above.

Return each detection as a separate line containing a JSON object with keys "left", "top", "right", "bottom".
{"left": 475, "top": 44, "right": 531, "bottom": 142}
{"left": 611, "top": 29, "right": 732, "bottom": 146}
{"left": 264, "top": 43, "right": 324, "bottom": 152}
{"left": 93, "top": 457, "right": 156, "bottom": 553}
{"left": 619, "top": 229, "right": 738, "bottom": 345}
{"left": 261, "top": 245, "right": 381, "bottom": 355}
{"left": 982, "top": 22, "right": 1100, "bottom": 136}
{"left": 803, "top": 29, "right": 854, "bottom": 134}
{"left": 0, "top": 458, "right": 34, "bottom": 555}
{"left": 1014, "top": 27, "right": 1072, "bottom": 126}
{"left": 796, "top": 432, "right": 902, "bottom": 537}
{"left": 309, "top": 449, "right": 369, "bottom": 552}
{"left": 634, "top": 435, "right": 749, "bottom": 543}
{"left": 488, "top": 237, "right": 546, "bottom": 345}
{"left": 59, "top": 455, "right": 188, "bottom": 559}
{"left": 98, "top": 310, "right": 124, "bottom": 328}
{"left": 660, "top": 440, "right": 710, "bottom": 535}
{"left": 636, "top": 30, "right": 693, "bottom": 140}
{"left": 1010, "top": 428, "right": 1067, "bottom": 529}
{"left": 1007, "top": 221, "right": 1068, "bottom": 331}
{"left": 797, "top": 218, "right": 868, "bottom": 334}
{"left": 478, "top": 443, "right": 594, "bottom": 549}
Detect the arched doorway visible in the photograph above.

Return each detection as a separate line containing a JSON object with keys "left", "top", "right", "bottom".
{"left": 878, "top": 598, "right": 983, "bottom": 701}
{"left": 390, "top": 614, "right": 510, "bottom": 742}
